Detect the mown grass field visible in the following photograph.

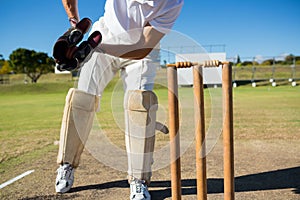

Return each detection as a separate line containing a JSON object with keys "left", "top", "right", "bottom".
{"left": 0, "top": 70, "right": 299, "bottom": 199}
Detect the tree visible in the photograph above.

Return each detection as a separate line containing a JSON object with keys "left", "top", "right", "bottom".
{"left": 284, "top": 54, "right": 294, "bottom": 65}
{"left": 241, "top": 61, "right": 255, "bottom": 66}
{"left": 236, "top": 55, "right": 241, "bottom": 65}
{"left": 261, "top": 59, "right": 274, "bottom": 66}
{"left": 0, "top": 61, "right": 12, "bottom": 74}
{"left": 9, "top": 48, "right": 55, "bottom": 83}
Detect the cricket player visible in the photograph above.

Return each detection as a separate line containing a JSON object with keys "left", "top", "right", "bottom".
{"left": 55, "top": 0, "right": 183, "bottom": 199}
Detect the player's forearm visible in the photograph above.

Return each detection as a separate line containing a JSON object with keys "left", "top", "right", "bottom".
{"left": 62, "top": 0, "right": 79, "bottom": 21}
{"left": 99, "top": 26, "right": 164, "bottom": 59}
{"left": 99, "top": 29, "right": 152, "bottom": 59}
{"left": 99, "top": 43, "right": 153, "bottom": 60}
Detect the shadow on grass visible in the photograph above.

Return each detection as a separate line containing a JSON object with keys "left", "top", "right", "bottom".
{"left": 70, "top": 166, "right": 300, "bottom": 199}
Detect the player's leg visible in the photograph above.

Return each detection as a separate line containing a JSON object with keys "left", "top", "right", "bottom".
{"left": 56, "top": 88, "right": 98, "bottom": 193}
{"left": 121, "top": 58, "right": 158, "bottom": 200}
{"left": 125, "top": 90, "right": 157, "bottom": 200}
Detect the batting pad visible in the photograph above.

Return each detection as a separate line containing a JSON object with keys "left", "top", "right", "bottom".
{"left": 124, "top": 90, "right": 158, "bottom": 184}
{"left": 57, "top": 88, "right": 98, "bottom": 167}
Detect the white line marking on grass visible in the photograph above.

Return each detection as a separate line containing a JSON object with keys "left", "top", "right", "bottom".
{"left": 0, "top": 170, "right": 35, "bottom": 189}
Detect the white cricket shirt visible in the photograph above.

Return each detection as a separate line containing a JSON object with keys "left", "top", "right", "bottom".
{"left": 103, "top": 0, "right": 184, "bottom": 35}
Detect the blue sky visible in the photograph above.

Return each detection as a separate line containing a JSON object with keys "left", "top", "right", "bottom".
{"left": 0, "top": 0, "right": 299, "bottom": 60}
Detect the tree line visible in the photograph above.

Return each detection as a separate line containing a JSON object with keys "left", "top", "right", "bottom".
{"left": 235, "top": 54, "right": 300, "bottom": 67}
{"left": 0, "top": 48, "right": 55, "bottom": 83}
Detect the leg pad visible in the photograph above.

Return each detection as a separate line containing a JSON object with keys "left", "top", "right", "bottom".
{"left": 124, "top": 90, "right": 158, "bottom": 184}
{"left": 57, "top": 88, "right": 99, "bottom": 167}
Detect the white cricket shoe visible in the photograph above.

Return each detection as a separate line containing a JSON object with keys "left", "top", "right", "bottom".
{"left": 130, "top": 179, "right": 151, "bottom": 200}
{"left": 55, "top": 163, "right": 74, "bottom": 193}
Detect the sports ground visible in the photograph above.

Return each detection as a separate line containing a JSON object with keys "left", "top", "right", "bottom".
{"left": 0, "top": 70, "right": 299, "bottom": 199}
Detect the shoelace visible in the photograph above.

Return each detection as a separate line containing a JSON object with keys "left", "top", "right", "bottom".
{"left": 131, "top": 180, "right": 149, "bottom": 200}
{"left": 134, "top": 180, "right": 147, "bottom": 194}
{"left": 136, "top": 183, "right": 142, "bottom": 193}
{"left": 58, "top": 165, "right": 71, "bottom": 180}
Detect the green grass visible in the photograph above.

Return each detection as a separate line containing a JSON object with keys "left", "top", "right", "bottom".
{"left": 232, "top": 86, "right": 300, "bottom": 140}
{"left": 0, "top": 88, "right": 65, "bottom": 163}
{"left": 0, "top": 72, "right": 300, "bottom": 174}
